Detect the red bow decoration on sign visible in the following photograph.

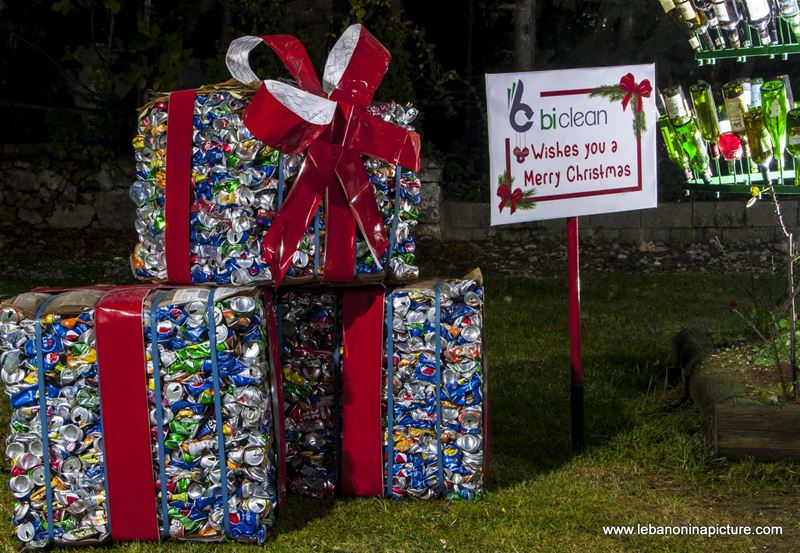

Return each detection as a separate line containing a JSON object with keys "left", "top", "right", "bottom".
{"left": 497, "top": 184, "right": 523, "bottom": 214}
{"left": 619, "top": 73, "right": 652, "bottom": 114}
{"left": 226, "top": 25, "right": 421, "bottom": 285}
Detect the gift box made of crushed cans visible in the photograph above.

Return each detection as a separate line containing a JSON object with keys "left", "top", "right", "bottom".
{"left": 1, "top": 286, "right": 284, "bottom": 548}
{"left": 130, "top": 25, "right": 422, "bottom": 287}
{"left": 277, "top": 270, "right": 488, "bottom": 500}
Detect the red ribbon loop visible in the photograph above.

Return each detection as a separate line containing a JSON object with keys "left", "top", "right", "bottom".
{"left": 619, "top": 73, "right": 652, "bottom": 114}
{"left": 497, "top": 184, "right": 523, "bottom": 215}
{"left": 234, "top": 24, "right": 421, "bottom": 285}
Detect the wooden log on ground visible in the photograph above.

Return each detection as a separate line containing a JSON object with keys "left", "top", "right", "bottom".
{"left": 673, "top": 329, "right": 800, "bottom": 462}
{"left": 713, "top": 404, "right": 800, "bottom": 461}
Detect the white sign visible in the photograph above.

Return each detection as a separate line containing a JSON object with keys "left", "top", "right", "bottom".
{"left": 485, "top": 64, "right": 657, "bottom": 225}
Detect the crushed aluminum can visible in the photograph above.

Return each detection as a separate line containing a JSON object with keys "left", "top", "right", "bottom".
{"left": 16, "top": 522, "right": 36, "bottom": 543}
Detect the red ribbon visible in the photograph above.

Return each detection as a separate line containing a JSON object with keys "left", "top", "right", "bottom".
{"left": 619, "top": 73, "right": 652, "bottom": 114}
{"left": 164, "top": 89, "right": 196, "bottom": 284}
{"left": 238, "top": 25, "right": 421, "bottom": 285}
{"left": 497, "top": 184, "right": 523, "bottom": 214}
{"left": 262, "top": 289, "right": 287, "bottom": 507}
{"left": 95, "top": 286, "right": 161, "bottom": 541}
{"left": 340, "top": 288, "right": 386, "bottom": 496}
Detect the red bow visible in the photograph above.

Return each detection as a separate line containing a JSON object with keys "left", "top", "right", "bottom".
{"left": 229, "top": 26, "right": 421, "bottom": 285}
{"left": 619, "top": 73, "right": 652, "bottom": 114}
{"left": 497, "top": 184, "right": 523, "bottom": 214}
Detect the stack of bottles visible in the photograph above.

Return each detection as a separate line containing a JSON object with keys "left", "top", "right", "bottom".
{"left": 658, "top": 0, "right": 800, "bottom": 52}
{"left": 658, "top": 75, "right": 800, "bottom": 189}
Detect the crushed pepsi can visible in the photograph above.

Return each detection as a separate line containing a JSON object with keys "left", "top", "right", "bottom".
{"left": 144, "top": 288, "right": 278, "bottom": 542}
{"left": 278, "top": 291, "right": 339, "bottom": 497}
{"left": 1, "top": 295, "right": 110, "bottom": 548}
{"left": 385, "top": 272, "right": 487, "bottom": 500}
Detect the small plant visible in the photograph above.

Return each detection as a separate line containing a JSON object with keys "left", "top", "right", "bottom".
{"left": 721, "top": 184, "right": 799, "bottom": 401}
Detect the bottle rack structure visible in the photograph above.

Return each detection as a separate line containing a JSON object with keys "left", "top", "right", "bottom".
{"left": 696, "top": 18, "right": 800, "bottom": 64}
{"left": 681, "top": 18, "right": 800, "bottom": 196}
{"left": 684, "top": 155, "right": 799, "bottom": 197}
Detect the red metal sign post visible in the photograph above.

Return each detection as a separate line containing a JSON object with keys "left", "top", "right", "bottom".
{"left": 567, "top": 216, "right": 585, "bottom": 450}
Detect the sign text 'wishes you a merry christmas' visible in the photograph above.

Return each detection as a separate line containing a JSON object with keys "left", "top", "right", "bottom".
{"left": 485, "top": 64, "right": 658, "bottom": 225}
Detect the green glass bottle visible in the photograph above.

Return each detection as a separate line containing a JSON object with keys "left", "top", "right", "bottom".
{"left": 774, "top": 0, "right": 800, "bottom": 41}
{"left": 723, "top": 80, "right": 751, "bottom": 158}
{"left": 656, "top": 90, "right": 694, "bottom": 180}
{"left": 658, "top": 115, "right": 694, "bottom": 179}
{"left": 662, "top": 85, "right": 713, "bottom": 182}
{"left": 660, "top": 0, "right": 716, "bottom": 49}
{"left": 744, "top": 107, "right": 774, "bottom": 182}
{"left": 658, "top": 0, "right": 705, "bottom": 50}
{"left": 750, "top": 77, "right": 764, "bottom": 108}
{"left": 760, "top": 80, "right": 788, "bottom": 167}
{"left": 785, "top": 108, "right": 800, "bottom": 160}
{"left": 673, "top": 120, "right": 713, "bottom": 183}
{"left": 693, "top": 0, "right": 726, "bottom": 48}
{"left": 776, "top": 74, "right": 795, "bottom": 109}
{"left": 662, "top": 84, "right": 692, "bottom": 125}
{"left": 689, "top": 81, "right": 721, "bottom": 158}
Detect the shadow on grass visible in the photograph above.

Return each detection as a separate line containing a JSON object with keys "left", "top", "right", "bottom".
{"left": 486, "top": 349, "right": 675, "bottom": 493}
{"left": 278, "top": 495, "right": 339, "bottom": 534}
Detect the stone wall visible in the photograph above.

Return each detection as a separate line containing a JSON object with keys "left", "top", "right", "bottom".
{"left": 437, "top": 199, "right": 794, "bottom": 245}
{"left": 0, "top": 157, "right": 444, "bottom": 233}
{"left": 1, "top": 156, "right": 787, "bottom": 246}
{"left": 0, "top": 159, "right": 136, "bottom": 230}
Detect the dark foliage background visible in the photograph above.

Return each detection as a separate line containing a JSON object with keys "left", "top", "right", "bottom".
{"left": 2, "top": 0, "right": 796, "bottom": 200}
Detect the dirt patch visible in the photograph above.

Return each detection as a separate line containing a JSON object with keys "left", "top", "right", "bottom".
{"left": 704, "top": 344, "right": 798, "bottom": 404}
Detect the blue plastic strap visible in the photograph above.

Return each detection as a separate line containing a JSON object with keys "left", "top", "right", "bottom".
{"left": 313, "top": 207, "right": 321, "bottom": 279}
{"left": 384, "top": 294, "right": 395, "bottom": 497}
{"left": 331, "top": 300, "right": 341, "bottom": 369}
{"left": 434, "top": 283, "right": 444, "bottom": 496}
{"left": 385, "top": 165, "right": 403, "bottom": 268}
{"left": 276, "top": 302, "right": 283, "bottom": 355}
{"left": 96, "top": 339, "right": 113, "bottom": 539}
{"left": 331, "top": 298, "right": 341, "bottom": 488}
{"left": 34, "top": 294, "right": 58, "bottom": 545}
{"left": 148, "top": 291, "right": 170, "bottom": 538}
{"left": 277, "top": 153, "right": 285, "bottom": 208}
{"left": 207, "top": 288, "right": 231, "bottom": 536}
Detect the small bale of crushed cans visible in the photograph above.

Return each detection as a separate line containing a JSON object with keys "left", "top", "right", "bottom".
{"left": 1, "top": 287, "right": 281, "bottom": 548}
{"left": 275, "top": 271, "right": 487, "bottom": 501}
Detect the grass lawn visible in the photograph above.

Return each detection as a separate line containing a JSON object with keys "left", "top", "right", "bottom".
{"left": 2, "top": 272, "right": 799, "bottom": 552}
